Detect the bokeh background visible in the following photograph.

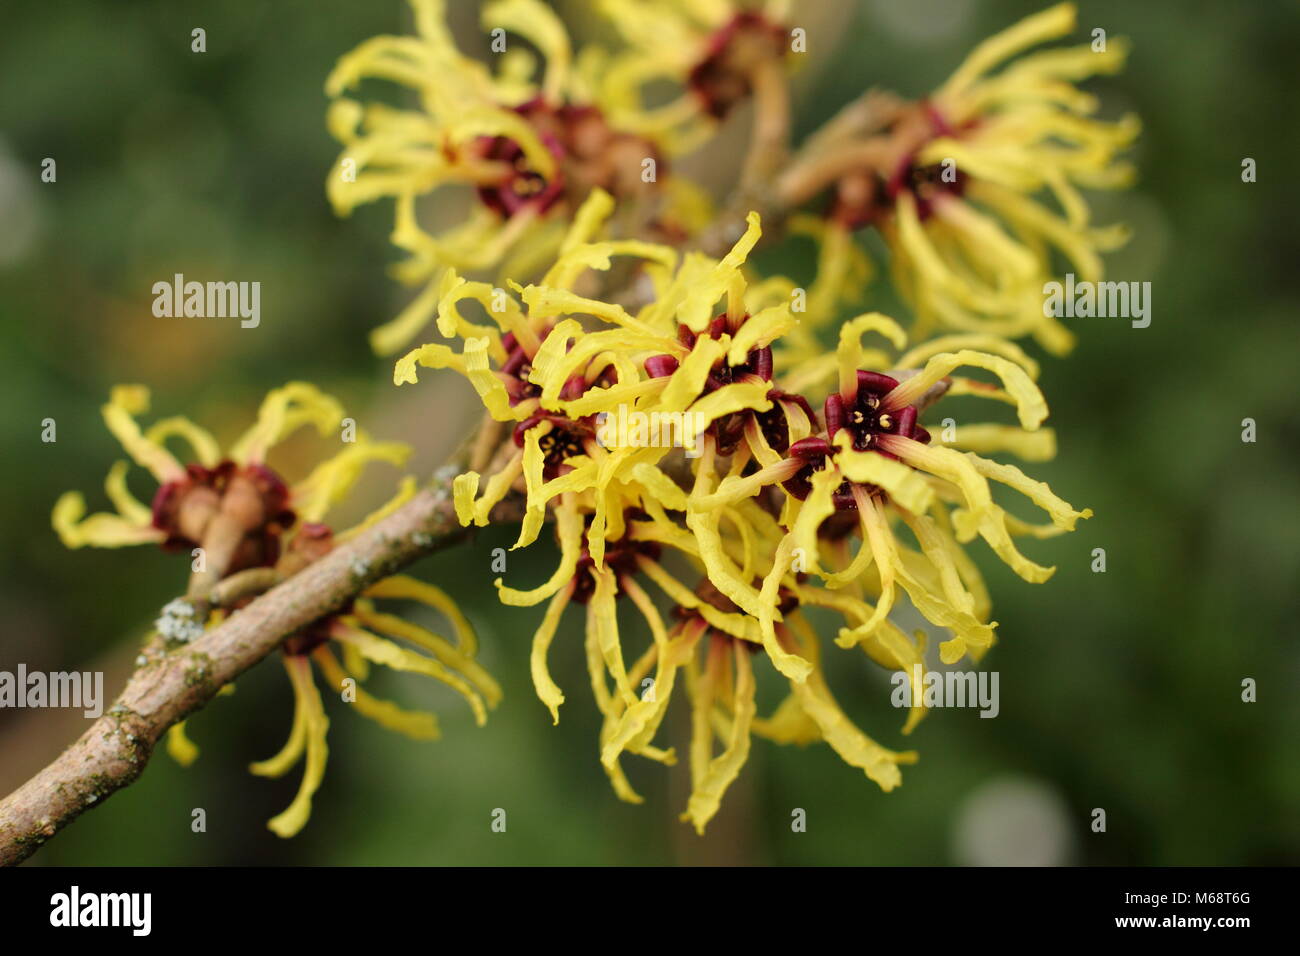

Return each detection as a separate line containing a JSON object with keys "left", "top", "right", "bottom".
{"left": 2, "top": 0, "right": 1296, "bottom": 865}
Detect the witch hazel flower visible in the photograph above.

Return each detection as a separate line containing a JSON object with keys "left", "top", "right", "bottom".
{"left": 52, "top": 384, "right": 500, "bottom": 838}
{"left": 325, "top": 0, "right": 709, "bottom": 355}
{"left": 782, "top": 2, "right": 1138, "bottom": 354}
{"left": 687, "top": 312, "right": 1091, "bottom": 680}
{"left": 52, "top": 383, "right": 408, "bottom": 597}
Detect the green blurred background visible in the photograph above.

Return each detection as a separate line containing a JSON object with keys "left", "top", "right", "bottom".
{"left": 1, "top": 0, "right": 1296, "bottom": 865}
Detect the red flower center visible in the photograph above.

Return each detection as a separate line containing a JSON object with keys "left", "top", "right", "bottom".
{"left": 831, "top": 102, "right": 971, "bottom": 228}
{"left": 825, "top": 371, "right": 929, "bottom": 452}
{"left": 778, "top": 372, "right": 933, "bottom": 511}
{"left": 476, "top": 99, "right": 662, "bottom": 218}
{"left": 570, "top": 526, "right": 661, "bottom": 605}
{"left": 645, "top": 314, "right": 798, "bottom": 456}
{"left": 688, "top": 12, "right": 788, "bottom": 119}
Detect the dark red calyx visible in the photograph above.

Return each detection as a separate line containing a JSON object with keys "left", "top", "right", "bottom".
{"left": 499, "top": 344, "right": 530, "bottom": 377}
{"left": 477, "top": 99, "right": 661, "bottom": 218}
{"left": 150, "top": 460, "right": 294, "bottom": 572}
{"left": 513, "top": 414, "right": 593, "bottom": 479}
{"left": 571, "top": 537, "right": 661, "bottom": 604}
{"left": 560, "top": 374, "right": 588, "bottom": 401}
{"left": 858, "top": 370, "right": 900, "bottom": 395}
{"left": 788, "top": 436, "right": 832, "bottom": 461}
{"left": 828, "top": 99, "right": 966, "bottom": 229}
{"left": 476, "top": 101, "right": 567, "bottom": 217}
{"left": 687, "top": 313, "right": 776, "bottom": 454}
{"left": 688, "top": 12, "right": 788, "bottom": 119}
{"left": 885, "top": 153, "right": 967, "bottom": 220}
{"left": 644, "top": 354, "right": 679, "bottom": 378}
{"left": 499, "top": 331, "right": 549, "bottom": 406}
{"left": 749, "top": 388, "right": 815, "bottom": 455}
{"left": 781, "top": 437, "right": 833, "bottom": 500}
{"left": 283, "top": 615, "right": 338, "bottom": 657}
{"left": 705, "top": 344, "right": 771, "bottom": 392}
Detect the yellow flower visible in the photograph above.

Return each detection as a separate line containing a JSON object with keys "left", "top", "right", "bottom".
{"left": 496, "top": 483, "right": 723, "bottom": 803}
{"left": 56, "top": 382, "right": 499, "bottom": 837}
{"left": 172, "top": 544, "right": 501, "bottom": 838}
{"left": 595, "top": 0, "right": 795, "bottom": 149}
{"left": 675, "top": 610, "right": 921, "bottom": 834}
{"left": 52, "top": 383, "right": 408, "bottom": 595}
{"left": 790, "top": 2, "right": 1137, "bottom": 354}
{"left": 247, "top": 560, "right": 501, "bottom": 838}
{"left": 484, "top": 465, "right": 919, "bottom": 831}
{"left": 687, "top": 312, "right": 1090, "bottom": 676}
{"left": 326, "top": 0, "right": 709, "bottom": 355}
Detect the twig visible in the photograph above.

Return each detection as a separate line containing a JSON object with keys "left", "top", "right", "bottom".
{"left": 740, "top": 56, "right": 791, "bottom": 189}
{"left": 778, "top": 92, "right": 929, "bottom": 208}
{"left": 697, "top": 91, "right": 909, "bottom": 258}
{"left": 208, "top": 567, "right": 283, "bottom": 607}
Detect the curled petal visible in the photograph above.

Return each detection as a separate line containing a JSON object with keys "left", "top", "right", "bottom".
{"left": 51, "top": 492, "right": 164, "bottom": 549}
{"left": 258, "top": 655, "right": 330, "bottom": 839}
{"left": 313, "top": 646, "right": 440, "bottom": 740}
{"left": 683, "top": 642, "right": 757, "bottom": 835}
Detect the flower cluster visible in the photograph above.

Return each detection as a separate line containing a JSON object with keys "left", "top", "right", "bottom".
{"left": 48, "top": 0, "right": 1132, "bottom": 842}
{"left": 331, "top": 1, "right": 1135, "bottom": 361}
{"left": 395, "top": 189, "right": 1090, "bottom": 831}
